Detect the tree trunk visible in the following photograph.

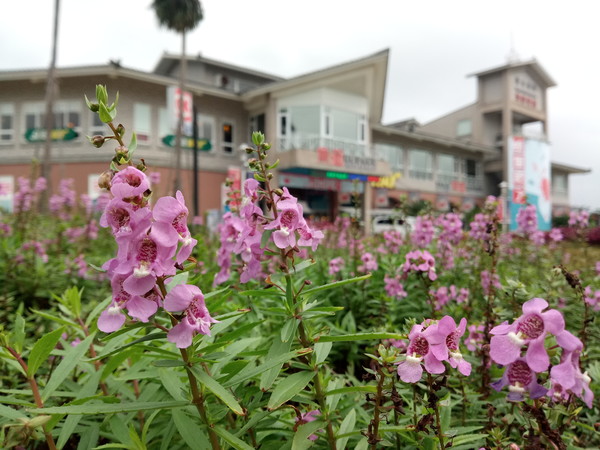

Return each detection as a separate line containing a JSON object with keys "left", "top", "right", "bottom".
{"left": 40, "top": 0, "right": 60, "bottom": 211}
{"left": 174, "top": 29, "right": 187, "bottom": 194}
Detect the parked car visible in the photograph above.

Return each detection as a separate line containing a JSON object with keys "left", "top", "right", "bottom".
{"left": 371, "top": 213, "right": 416, "bottom": 235}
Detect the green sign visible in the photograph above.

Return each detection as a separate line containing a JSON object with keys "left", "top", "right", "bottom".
{"left": 162, "top": 135, "right": 211, "bottom": 151}
{"left": 24, "top": 128, "right": 79, "bottom": 143}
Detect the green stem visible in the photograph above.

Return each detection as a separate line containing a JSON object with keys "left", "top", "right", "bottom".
{"left": 5, "top": 346, "right": 57, "bottom": 450}
{"left": 368, "top": 367, "right": 386, "bottom": 450}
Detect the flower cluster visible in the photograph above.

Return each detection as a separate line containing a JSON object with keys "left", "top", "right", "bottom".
{"left": 411, "top": 215, "right": 435, "bottom": 248}
{"left": 97, "top": 166, "right": 217, "bottom": 347}
{"left": 14, "top": 176, "right": 46, "bottom": 213}
{"left": 402, "top": 250, "right": 437, "bottom": 281}
{"left": 516, "top": 204, "right": 538, "bottom": 235}
{"left": 358, "top": 252, "right": 378, "bottom": 273}
{"left": 490, "top": 297, "right": 593, "bottom": 407}
{"left": 584, "top": 286, "right": 600, "bottom": 311}
{"left": 396, "top": 316, "right": 471, "bottom": 383}
{"left": 214, "top": 181, "right": 324, "bottom": 285}
{"left": 568, "top": 209, "right": 589, "bottom": 229}
{"left": 384, "top": 274, "right": 408, "bottom": 300}
{"left": 328, "top": 256, "right": 344, "bottom": 276}
{"left": 429, "top": 285, "right": 469, "bottom": 310}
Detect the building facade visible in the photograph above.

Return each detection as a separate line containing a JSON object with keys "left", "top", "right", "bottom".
{"left": 0, "top": 50, "right": 588, "bottom": 228}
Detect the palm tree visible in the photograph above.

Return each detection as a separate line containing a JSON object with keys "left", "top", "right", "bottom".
{"left": 151, "top": 0, "right": 203, "bottom": 194}
{"left": 41, "top": 0, "right": 60, "bottom": 211}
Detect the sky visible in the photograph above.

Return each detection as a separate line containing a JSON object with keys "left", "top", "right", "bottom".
{"left": 1, "top": 0, "right": 598, "bottom": 210}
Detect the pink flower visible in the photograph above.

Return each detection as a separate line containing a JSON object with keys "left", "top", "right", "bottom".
{"left": 403, "top": 250, "right": 437, "bottom": 281}
{"left": 489, "top": 298, "right": 578, "bottom": 372}
{"left": 491, "top": 358, "right": 548, "bottom": 402}
{"left": 152, "top": 191, "right": 197, "bottom": 264}
{"left": 384, "top": 275, "right": 407, "bottom": 300}
{"left": 397, "top": 322, "right": 446, "bottom": 383}
{"left": 329, "top": 257, "right": 344, "bottom": 276}
{"left": 164, "top": 284, "right": 219, "bottom": 348}
{"left": 265, "top": 207, "right": 302, "bottom": 249}
{"left": 295, "top": 410, "right": 321, "bottom": 441}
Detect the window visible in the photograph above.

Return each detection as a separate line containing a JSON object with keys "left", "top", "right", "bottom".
{"left": 465, "top": 159, "right": 478, "bottom": 177}
{"left": 323, "top": 108, "right": 331, "bottom": 137}
{"left": 133, "top": 103, "right": 151, "bottom": 144}
{"left": 89, "top": 110, "right": 105, "bottom": 136}
{"left": 278, "top": 109, "right": 288, "bottom": 137}
{"left": 158, "top": 107, "right": 170, "bottom": 142}
{"left": 409, "top": 149, "right": 433, "bottom": 180}
{"left": 457, "top": 119, "right": 472, "bottom": 137}
{"left": 358, "top": 114, "right": 367, "bottom": 143}
{"left": 198, "top": 114, "right": 215, "bottom": 149}
{"left": 23, "top": 100, "right": 82, "bottom": 141}
{"left": 249, "top": 114, "right": 265, "bottom": 135}
{"left": 552, "top": 173, "right": 567, "bottom": 195}
{"left": 375, "top": 143, "right": 403, "bottom": 172}
{"left": 222, "top": 122, "right": 234, "bottom": 154}
{"left": 0, "top": 103, "right": 14, "bottom": 142}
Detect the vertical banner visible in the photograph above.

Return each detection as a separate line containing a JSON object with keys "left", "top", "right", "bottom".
{"left": 226, "top": 166, "right": 242, "bottom": 210}
{"left": 0, "top": 175, "right": 14, "bottom": 212}
{"left": 166, "top": 86, "right": 193, "bottom": 136}
{"left": 507, "top": 136, "right": 551, "bottom": 230}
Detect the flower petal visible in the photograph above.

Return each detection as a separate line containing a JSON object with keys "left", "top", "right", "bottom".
{"left": 489, "top": 335, "right": 521, "bottom": 366}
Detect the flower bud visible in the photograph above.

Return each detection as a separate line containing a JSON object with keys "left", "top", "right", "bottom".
{"left": 91, "top": 135, "right": 105, "bottom": 148}
{"left": 97, "top": 170, "right": 114, "bottom": 190}
{"left": 115, "top": 145, "right": 128, "bottom": 155}
{"left": 263, "top": 142, "right": 271, "bottom": 150}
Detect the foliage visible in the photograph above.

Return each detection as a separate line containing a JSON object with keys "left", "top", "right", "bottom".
{"left": 0, "top": 86, "right": 599, "bottom": 449}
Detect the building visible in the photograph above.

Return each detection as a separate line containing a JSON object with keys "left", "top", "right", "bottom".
{"left": 0, "top": 50, "right": 588, "bottom": 229}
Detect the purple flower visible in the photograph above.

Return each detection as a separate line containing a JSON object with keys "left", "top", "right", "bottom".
{"left": 295, "top": 410, "right": 321, "bottom": 441}
{"left": 491, "top": 358, "right": 548, "bottom": 402}
{"left": 384, "top": 275, "right": 407, "bottom": 300}
{"left": 403, "top": 250, "right": 437, "bottom": 281}
{"left": 164, "top": 284, "right": 219, "bottom": 348}
{"left": 358, "top": 252, "right": 378, "bottom": 273}
{"left": 426, "top": 316, "right": 471, "bottom": 376}
{"left": 549, "top": 345, "right": 594, "bottom": 408}
{"left": 490, "top": 298, "right": 569, "bottom": 372}
{"left": 329, "top": 257, "right": 344, "bottom": 276}
{"left": 397, "top": 323, "right": 445, "bottom": 383}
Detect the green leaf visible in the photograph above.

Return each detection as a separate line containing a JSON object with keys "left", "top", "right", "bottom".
{"left": 93, "top": 332, "right": 167, "bottom": 360}
{"left": 42, "top": 333, "right": 95, "bottom": 402}
{"left": 189, "top": 366, "right": 244, "bottom": 415}
{"left": 213, "top": 426, "right": 254, "bottom": 450}
{"left": 56, "top": 370, "right": 103, "bottom": 449}
{"left": 223, "top": 348, "right": 311, "bottom": 388}
{"left": 260, "top": 334, "right": 293, "bottom": 391}
{"left": 0, "top": 403, "right": 27, "bottom": 420}
{"left": 268, "top": 371, "right": 315, "bottom": 410}
{"left": 152, "top": 360, "right": 186, "bottom": 367}
{"left": 301, "top": 273, "right": 372, "bottom": 296}
{"left": 27, "top": 327, "right": 65, "bottom": 377}
{"left": 325, "top": 385, "right": 377, "bottom": 396}
{"left": 129, "top": 132, "right": 137, "bottom": 156}
{"left": 96, "top": 85, "right": 108, "bottom": 105}
{"left": 314, "top": 342, "right": 332, "bottom": 365}
{"left": 280, "top": 318, "right": 298, "bottom": 342}
{"left": 291, "top": 420, "right": 323, "bottom": 449}
{"left": 171, "top": 409, "right": 210, "bottom": 450}
{"left": 98, "top": 102, "right": 113, "bottom": 123}
{"left": 336, "top": 408, "right": 356, "bottom": 449}
{"left": 317, "top": 332, "right": 405, "bottom": 342}
{"left": 30, "top": 400, "right": 188, "bottom": 415}
{"left": 12, "top": 314, "right": 25, "bottom": 353}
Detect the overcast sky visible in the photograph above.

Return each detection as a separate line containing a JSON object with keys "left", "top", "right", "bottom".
{"left": 1, "top": 0, "right": 598, "bottom": 210}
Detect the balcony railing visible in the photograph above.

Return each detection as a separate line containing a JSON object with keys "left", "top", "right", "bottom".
{"left": 277, "top": 134, "right": 370, "bottom": 159}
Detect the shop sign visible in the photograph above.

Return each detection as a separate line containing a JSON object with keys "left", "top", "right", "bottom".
{"left": 316, "top": 147, "right": 376, "bottom": 172}
{"left": 370, "top": 173, "right": 401, "bottom": 189}
{"left": 162, "top": 135, "right": 211, "bottom": 150}
{"left": 24, "top": 127, "right": 78, "bottom": 142}
{"left": 450, "top": 180, "right": 466, "bottom": 193}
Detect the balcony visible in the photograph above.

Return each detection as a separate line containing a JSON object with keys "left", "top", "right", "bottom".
{"left": 277, "top": 135, "right": 371, "bottom": 159}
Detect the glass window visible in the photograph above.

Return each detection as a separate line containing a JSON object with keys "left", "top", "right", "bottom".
{"left": 89, "top": 111, "right": 105, "bottom": 136}
{"left": 133, "top": 103, "right": 151, "bottom": 143}
{"left": 438, "top": 154, "right": 456, "bottom": 175}
{"left": 0, "top": 103, "right": 14, "bottom": 142}
{"left": 278, "top": 108, "right": 288, "bottom": 137}
{"left": 375, "top": 143, "right": 403, "bottom": 171}
{"left": 289, "top": 106, "right": 320, "bottom": 136}
{"left": 198, "top": 114, "right": 214, "bottom": 150}
{"left": 465, "top": 159, "right": 478, "bottom": 177}
{"left": 457, "top": 119, "right": 472, "bottom": 137}
{"left": 222, "top": 122, "right": 234, "bottom": 154}
{"left": 552, "top": 173, "right": 567, "bottom": 194}
{"left": 409, "top": 149, "right": 433, "bottom": 179}
{"left": 331, "top": 108, "right": 358, "bottom": 140}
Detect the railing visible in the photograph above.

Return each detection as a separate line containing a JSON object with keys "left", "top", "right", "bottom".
{"left": 277, "top": 134, "right": 370, "bottom": 159}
